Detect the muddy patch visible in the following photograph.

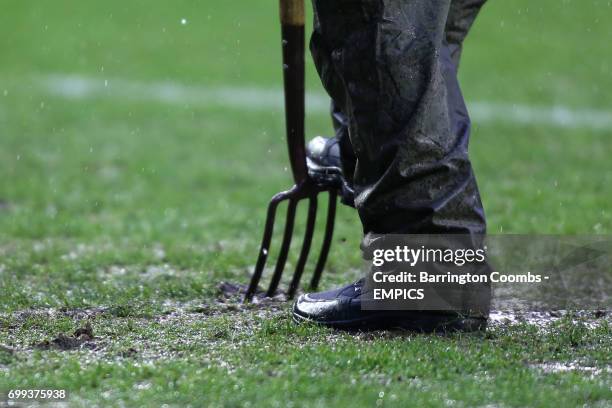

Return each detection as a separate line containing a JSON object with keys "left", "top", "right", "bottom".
{"left": 96, "top": 264, "right": 202, "bottom": 282}
{"left": 11, "top": 307, "right": 109, "bottom": 321}
{"left": 153, "top": 284, "right": 290, "bottom": 323}
{"left": 35, "top": 322, "right": 96, "bottom": 351}
{"left": 217, "top": 281, "right": 287, "bottom": 304}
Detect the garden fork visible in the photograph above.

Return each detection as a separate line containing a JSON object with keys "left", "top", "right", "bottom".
{"left": 244, "top": 0, "right": 337, "bottom": 302}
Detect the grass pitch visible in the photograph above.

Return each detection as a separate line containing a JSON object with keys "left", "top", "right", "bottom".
{"left": 0, "top": 0, "right": 611, "bottom": 406}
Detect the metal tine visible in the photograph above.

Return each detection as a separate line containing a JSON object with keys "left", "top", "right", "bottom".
{"left": 309, "top": 190, "right": 337, "bottom": 290}
{"left": 287, "top": 195, "right": 318, "bottom": 299}
{"left": 244, "top": 191, "right": 291, "bottom": 302}
{"left": 265, "top": 198, "right": 299, "bottom": 297}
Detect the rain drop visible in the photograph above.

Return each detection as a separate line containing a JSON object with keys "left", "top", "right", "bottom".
{"left": 181, "top": 18, "right": 188, "bottom": 25}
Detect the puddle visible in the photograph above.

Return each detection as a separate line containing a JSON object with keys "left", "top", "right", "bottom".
{"left": 488, "top": 310, "right": 609, "bottom": 328}
{"left": 532, "top": 362, "right": 612, "bottom": 376}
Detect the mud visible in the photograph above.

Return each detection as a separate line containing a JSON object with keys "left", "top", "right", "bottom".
{"left": 2, "top": 292, "right": 608, "bottom": 365}
{"left": 120, "top": 347, "right": 138, "bottom": 358}
{"left": 11, "top": 307, "right": 109, "bottom": 322}
{"left": 216, "top": 281, "right": 288, "bottom": 305}
{"left": 35, "top": 322, "right": 96, "bottom": 351}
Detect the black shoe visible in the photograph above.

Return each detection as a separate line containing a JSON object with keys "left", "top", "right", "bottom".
{"left": 293, "top": 279, "right": 488, "bottom": 332}
{"left": 306, "top": 136, "right": 355, "bottom": 207}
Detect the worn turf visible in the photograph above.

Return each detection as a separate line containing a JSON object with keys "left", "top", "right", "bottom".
{"left": 0, "top": 0, "right": 611, "bottom": 406}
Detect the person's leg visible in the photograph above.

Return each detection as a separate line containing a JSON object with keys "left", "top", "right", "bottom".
{"left": 330, "top": 100, "right": 356, "bottom": 183}
{"left": 441, "top": 0, "right": 487, "bottom": 204}
{"left": 313, "top": 0, "right": 488, "bottom": 221}
{"left": 310, "top": 0, "right": 485, "bottom": 236}
{"left": 295, "top": 0, "right": 490, "bottom": 330}
{"left": 445, "top": 0, "right": 487, "bottom": 67}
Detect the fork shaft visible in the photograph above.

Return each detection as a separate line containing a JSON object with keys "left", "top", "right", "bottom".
{"left": 280, "top": 0, "right": 307, "bottom": 184}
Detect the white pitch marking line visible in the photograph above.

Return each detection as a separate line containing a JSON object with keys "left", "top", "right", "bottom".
{"left": 41, "top": 74, "right": 612, "bottom": 131}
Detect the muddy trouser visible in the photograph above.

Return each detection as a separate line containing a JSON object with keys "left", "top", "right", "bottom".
{"left": 311, "top": 0, "right": 490, "bottom": 313}
{"left": 311, "top": 0, "right": 487, "bottom": 237}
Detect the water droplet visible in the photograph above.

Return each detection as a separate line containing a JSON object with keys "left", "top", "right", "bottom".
{"left": 2, "top": 90, "right": 7, "bottom": 96}
{"left": 262, "top": 249, "right": 268, "bottom": 255}
{"left": 104, "top": 79, "right": 108, "bottom": 87}
{"left": 89, "top": 146, "right": 94, "bottom": 153}
{"left": 181, "top": 18, "right": 187, "bottom": 25}
{"left": 283, "top": 64, "right": 289, "bottom": 70}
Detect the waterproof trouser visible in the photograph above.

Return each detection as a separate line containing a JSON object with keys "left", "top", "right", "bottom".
{"left": 310, "top": 0, "right": 488, "bottom": 238}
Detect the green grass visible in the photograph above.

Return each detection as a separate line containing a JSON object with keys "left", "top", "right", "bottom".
{"left": 0, "top": 0, "right": 611, "bottom": 406}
